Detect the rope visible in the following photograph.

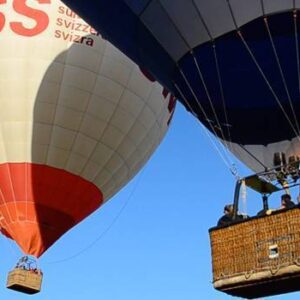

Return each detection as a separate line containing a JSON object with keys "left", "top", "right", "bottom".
{"left": 237, "top": 30, "right": 300, "bottom": 142}
{"left": 175, "top": 82, "right": 239, "bottom": 178}
{"left": 212, "top": 42, "right": 233, "bottom": 151}
{"left": 264, "top": 16, "right": 300, "bottom": 135}
{"left": 176, "top": 68, "right": 237, "bottom": 169}
{"left": 238, "top": 143, "right": 268, "bottom": 170}
{"left": 158, "top": 0, "right": 239, "bottom": 178}
{"left": 226, "top": 0, "right": 300, "bottom": 141}
{"left": 293, "top": 10, "right": 300, "bottom": 102}
{"left": 159, "top": 0, "right": 238, "bottom": 173}
{"left": 192, "top": 53, "right": 231, "bottom": 149}
{"left": 192, "top": 0, "right": 233, "bottom": 148}
{"left": 199, "top": 123, "right": 239, "bottom": 178}
{"left": 45, "top": 167, "right": 146, "bottom": 264}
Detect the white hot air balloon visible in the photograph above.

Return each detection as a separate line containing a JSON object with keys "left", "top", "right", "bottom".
{"left": 0, "top": 0, "right": 175, "bottom": 258}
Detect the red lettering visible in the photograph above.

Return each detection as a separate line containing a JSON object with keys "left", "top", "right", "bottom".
{"left": 82, "top": 24, "right": 89, "bottom": 33}
{"left": 58, "top": 6, "right": 65, "bottom": 15}
{"left": 61, "top": 31, "right": 69, "bottom": 41}
{"left": 0, "top": 0, "right": 6, "bottom": 32}
{"left": 54, "top": 29, "right": 61, "bottom": 38}
{"left": 10, "top": 0, "right": 50, "bottom": 37}
{"left": 56, "top": 18, "right": 63, "bottom": 26}
{"left": 63, "top": 19, "right": 73, "bottom": 29}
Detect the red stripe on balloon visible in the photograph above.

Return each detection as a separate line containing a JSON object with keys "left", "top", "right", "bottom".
{"left": 0, "top": 163, "right": 103, "bottom": 257}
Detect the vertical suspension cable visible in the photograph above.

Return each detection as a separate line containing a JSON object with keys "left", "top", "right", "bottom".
{"left": 212, "top": 42, "right": 233, "bottom": 152}
{"left": 192, "top": 53, "right": 230, "bottom": 147}
{"left": 293, "top": 9, "right": 300, "bottom": 101}
{"left": 175, "top": 82, "right": 239, "bottom": 178}
{"left": 238, "top": 143, "right": 268, "bottom": 170}
{"left": 158, "top": 0, "right": 235, "bottom": 159}
{"left": 192, "top": 0, "right": 234, "bottom": 150}
{"left": 177, "top": 67, "right": 232, "bottom": 159}
{"left": 237, "top": 30, "right": 300, "bottom": 141}
{"left": 263, "top": 15, "right": 300, "bottom": 135}
{"left": 225, "top": 0, "right": 300, "bottom": 141}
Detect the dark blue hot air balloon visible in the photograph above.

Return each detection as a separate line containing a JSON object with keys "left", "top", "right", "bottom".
{"left": 60, "top": 2, "right": 300, "bottom": 299}
{"left": 61, "top": 0, "right": 300, "bottom": 173}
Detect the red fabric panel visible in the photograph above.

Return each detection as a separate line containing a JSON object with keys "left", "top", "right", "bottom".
{"left": 0, "top": 163, "right": 103, "bottom": 257}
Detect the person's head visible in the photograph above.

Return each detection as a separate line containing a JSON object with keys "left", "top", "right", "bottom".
{"left": 281, "top": 193, "right": 291, "bottom": 207}
{"left": 224, "top": 204, "right": 233, "bottom": 216}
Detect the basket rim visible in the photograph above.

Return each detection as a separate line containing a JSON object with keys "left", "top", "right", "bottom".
{"left": 209, "top": 206, "right": 300, "bottom": 233}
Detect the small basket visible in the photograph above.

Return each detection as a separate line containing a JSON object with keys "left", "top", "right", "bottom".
{"left": 7, "top": 268, "right": 43, "bottom": 294}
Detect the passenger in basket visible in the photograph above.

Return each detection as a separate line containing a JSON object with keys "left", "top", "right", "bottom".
{"left": 280, "top": 193, "right": 295, "bottom": 209}
{"left": 217, "top": 204, "right": 234, "bottom": 226}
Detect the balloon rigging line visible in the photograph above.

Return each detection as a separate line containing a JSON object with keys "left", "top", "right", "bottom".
{"left": 45, "top": 167, "right": 146, "bottom": 264}
{"left": 199, "top": 122, "right": 240, "bottom": 179}
{"left": 192, "top": 0, "right": 213, "bottom": 40}
{"left": 192, "top": 53, "right": 231, "bottom": 149}
{"left": 147, "top": 0, "right": 235, "bottom": 164}
{"left": 193, "top": 0, "right": 234, "bottom": 151}
{"left": 238, "top": 143, "right": 268, "bottom": 170}
{"left": 211, "top": 42, "right": 234, "bottom": 152}
{"left": 226, "top": 0, "right": 300, "bottom": 141}
{"left": 260, "top": 0, "right": 266, "bottom": 16}
{"left": 226, "top": 0, "right": 239, "bottom": 29}
{"left": 175, "top": 82, "right": 238, "bottom": 177}
{"left": 175, "top": 70, "right": 235, "bottom": 171}
{"left": 237, "top": 30, "right": 300, "bottom": 142}
{"left": 177, "top": 67, "right": 231, "bottom": 158}
{"left": 264, "top": 16, "right": 300, "bottom": 135}
{"left": 293, "top": 10, "right": 300, "bottom": 104}
{"left": 159, "top": 0, "right": 232, "bottom": 156}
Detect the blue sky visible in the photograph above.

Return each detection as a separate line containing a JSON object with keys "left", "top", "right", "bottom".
{"left": 1, "top": 103, "right": 299, "bottom": 300}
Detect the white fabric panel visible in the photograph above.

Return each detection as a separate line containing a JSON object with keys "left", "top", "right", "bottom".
{"left": 119, "top": 90, "right": 146, "bottom": 117}
{"left": 262, "top": 0, "right": 293, "bottom": 14}
{"left": 0, "top": 1, "right": 173, "bottom": 202}
{"left": 141, "top": 0, "right": 189, "bottom": 60}
{"left": 296, "top": 0, "right": 300, "bottom": 9}
{"left": 93, "top": 76, "right": 124, "bottom": 104}
{"left": 79, "top": 115, "right": 108, "bottom": 140}
{"left": 226, "top": 138, "right": 300, "bottom": 173}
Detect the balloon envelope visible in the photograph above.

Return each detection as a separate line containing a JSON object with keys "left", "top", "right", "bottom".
{"left": 0, "top": 0, "right": 175, "bottom": 257}
{"left": 62, "top": 0, "right": 300, "bottom": 172}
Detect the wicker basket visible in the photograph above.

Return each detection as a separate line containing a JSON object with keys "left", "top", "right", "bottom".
{"left": 7, "top": 268, "right": 42, "bottom": 294}
{"left": 209, "top": 207, "right": 300, "bottom": 299}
